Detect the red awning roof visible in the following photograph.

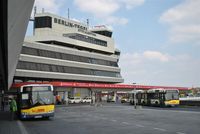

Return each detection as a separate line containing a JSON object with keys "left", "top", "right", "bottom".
{"left": 11, "top": 82, "right": 189, "bottom": 90}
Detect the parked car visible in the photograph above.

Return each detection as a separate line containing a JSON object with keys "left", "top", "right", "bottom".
{"left": 107, "top": 97, "right": 115, "bottom": 102}
{"left": 121, "top": 97, "right": 129, "bottom": 103}
{"left": 82, "top": 97, "right": 92, "bottom": 103}
{"left": 68, "top": 97, "right": 82, "bottom": 104}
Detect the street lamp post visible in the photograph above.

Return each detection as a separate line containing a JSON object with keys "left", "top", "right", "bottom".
{"left": 132, "top": 83, "right": 137, "bottom": 109}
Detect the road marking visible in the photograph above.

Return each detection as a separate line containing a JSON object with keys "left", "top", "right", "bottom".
{"left": 153, "top": 127, "right": 166, "bottom": 131}
{"left": 122, "top": 122, "right": 129, "bottom": 125}
{"left": 176, "top": 132, "right": 186, "bottom": 134}
{"left": 17, "top": 120, "right": 29, "bottom": 134}
{"left": 135, "top": 124, "right": 145, "bottom": 127}
{"left": 143, "top": 108, "right": 200, "bottom": 114}
{"left": 111, "top": 119, "right": 117, "bottom": 122}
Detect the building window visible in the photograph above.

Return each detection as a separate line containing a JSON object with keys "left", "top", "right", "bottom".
{"left": 64, "top": 33, "right": 107, "bottom": 47}
{"left": 54, "top": 18, "right": 57, "bottom": 23}
{"left": 58, "top": 19, "right": 61, "bottom": 24}
{"left": 62, "top": 20, "right": 64, "bottom": 25}
{"left": 35, "top": 16, "right": 52, "bottom": 28}
{"left": 17, "top": 61, "right": 121, "bottom": 78}
{"left": 21, "top": 47, "right": 118, "bottom": 67}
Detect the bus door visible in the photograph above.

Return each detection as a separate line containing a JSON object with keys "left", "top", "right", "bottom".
{"left": 141, "top": 93, "right": 147, "bottom": 105}
{"left": 137, "top": 93, "right": 142, "bottom": 105}
{"left": 159, "top": 92, "right": 165, "bottom": 107}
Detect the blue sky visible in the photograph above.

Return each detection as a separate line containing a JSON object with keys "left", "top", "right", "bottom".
{"left": 27, "top": 0, "right": 200, "bottom": 87}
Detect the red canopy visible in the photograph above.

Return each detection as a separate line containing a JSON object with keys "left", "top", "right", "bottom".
{"left": 11, "top": 81, "right": 189, "bottom": 91}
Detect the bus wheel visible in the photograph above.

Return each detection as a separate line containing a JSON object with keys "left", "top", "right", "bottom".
{"left": 142, "top": 101, "right": 145, "bottom": 105}
{"left": 155, "top": 101, "right": 159, "bottom": 106}
{"left": 161, "top": 103, "right": 165, "bottom": 107}
{"left": 44, "top": 117, "right": 50, "bottom": 120}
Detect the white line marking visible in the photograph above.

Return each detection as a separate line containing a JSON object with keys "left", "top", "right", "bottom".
{"left": 17, "top": 120, "right": 29, "bottom": 134}
{"left": 153, "top": 127, "right": 166, "bottom": 131}
{"left": 122, "top": 122, "right": 129, "bottom": 125}
{"left": 111, "top": 119, "right": 117, "bottom": 122}
{"left": 143, "top": 108, "right": 200, "bottom": 114}
{"left": 176, "top": 132, "right": 186, "bottom": 134}
{"left": 135, "top": 124, "right": 145, "bottom": 127}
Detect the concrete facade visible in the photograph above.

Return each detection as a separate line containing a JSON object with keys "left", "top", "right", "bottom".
{"left": 7, "top": 0, "right": 34, "bottom": 89}
{"left": 14, "top": 12, "right": 124, "bottom": 83}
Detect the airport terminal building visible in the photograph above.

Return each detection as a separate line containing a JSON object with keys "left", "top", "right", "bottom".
{"left": 12, "top": 12, "right": 124, "bottom": 98}
{"left": 14, "top": 12, "right": 124, "bottom": 84}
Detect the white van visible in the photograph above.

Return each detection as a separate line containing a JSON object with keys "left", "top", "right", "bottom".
{"left": 82, "top": 97, "right": 92, "bottom": 103}
{"left": 68, "top": 97, "right": 82, "bottom": 103}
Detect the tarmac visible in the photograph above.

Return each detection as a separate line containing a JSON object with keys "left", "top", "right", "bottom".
{"left": 0, "top": 104, "right": 27, "bottom": 134}
{"left": 0, "top": 111, "right": 22, "bottom": 134}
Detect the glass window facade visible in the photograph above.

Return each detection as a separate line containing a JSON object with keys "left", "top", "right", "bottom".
{"left": 17, "top": 61, "right": 121, "bottom": 78}
{"left": 21, "top": 47, "right": 118, "bottom": 67}
{"left": 63, "top": 33, "right": 107, "bottom": 47}
{"left": 35, "top": 16, "right": 52, "bottom": 28}
{"left": 93, "top": 31, "right": 112, "bottom": 37}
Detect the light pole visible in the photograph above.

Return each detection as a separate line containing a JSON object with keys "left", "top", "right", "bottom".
{"left": 132, "top": 83, "right": 137, "bottom": 109}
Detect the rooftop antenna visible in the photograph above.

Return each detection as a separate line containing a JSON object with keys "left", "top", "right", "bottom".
{"left": 42, "top": 8, "right": 45, "bottom": 13}
{"left": 31, "top": 6, "right": 37, "bottom": 36}
{"left": 87, "top": 19, "right": 89, "bottom": 27}
{"left": 68, "top": 8, "right": 70, "bottom": 19}
{"left": 34, "top": 6, "right": 37, "bottom": 17}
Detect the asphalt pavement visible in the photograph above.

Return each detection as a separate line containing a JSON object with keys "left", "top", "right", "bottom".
{"left": 0, "top": 111, "right": 23, "bottom": 134}
{"left": 18, "top": 103, "right": 200, "bottom": 134}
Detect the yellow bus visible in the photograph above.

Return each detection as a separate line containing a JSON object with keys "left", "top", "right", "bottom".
{"left": 18, "top": 84, "right": 55, "bottom": 119}
{"left": 129, "top": 88, "right": 180, "bottom": 107}
{"left": 146, "top": 88, "right": 180, "bottom": 107}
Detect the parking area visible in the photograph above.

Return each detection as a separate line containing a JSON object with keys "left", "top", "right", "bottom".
{"left": 20, "top": 103, "right": 200, "bottom": 134}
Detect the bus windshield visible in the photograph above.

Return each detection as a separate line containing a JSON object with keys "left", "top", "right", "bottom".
{"left": 21, "top": 86, "right": 54, "bottom": 108}
{"left": 165, "top": 91, "right": 179, "bottom": 101}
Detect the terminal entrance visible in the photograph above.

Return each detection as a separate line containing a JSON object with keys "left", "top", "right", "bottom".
{"left": 11, "top": 82, "right": 189, "bottom": 107}
{"left": 53, "top": 87, "right": 132, "bottom": 106}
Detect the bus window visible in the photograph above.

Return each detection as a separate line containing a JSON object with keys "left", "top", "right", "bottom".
{"left": 19, "top": 84, "right": 55, "bottom": 119}
{"left": 165, "top": 91, "right": 179, "bottom": 101}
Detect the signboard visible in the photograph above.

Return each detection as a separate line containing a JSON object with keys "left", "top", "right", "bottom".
{"left": 11, "top": 82, "right": 189, "bottom": 90}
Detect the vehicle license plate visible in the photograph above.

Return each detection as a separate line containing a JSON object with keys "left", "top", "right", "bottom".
{"left": 34, "top": 115, "right": 42, "bottom": 118}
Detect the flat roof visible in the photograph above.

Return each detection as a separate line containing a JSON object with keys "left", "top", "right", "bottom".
{"left": 11, "top": 82, "right": 189, "bottom": 91}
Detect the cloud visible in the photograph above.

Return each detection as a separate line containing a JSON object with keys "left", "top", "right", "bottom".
{"left": 31, "top": 0, "right": 144, "bottom": 26}
{"left": 119, "top": 51, "right": 170, "bottom": 84}
{"left": 121, "top": 50, "right": 170, "bottom": 63}
{"left": 74, "top": 0, "right": 120, "bottom": 18}
{"left": 169, "top": 25, "right": 200, "bottom": 43}
{"left": 74, "top": 0, "right": 145, "bottom": 26}
{"left": 31, "top": 0, "right": 65, "bottom": 18}
{"left": 35, "top": 0, "right": 62, "bottom": 13}
{"left": 160, "top": 0, "right": 200, "bottom": 44}
{"left": 120, "top": 0, "right": 145, "bottom": 10}
{"left": 31, "top": 0, "right": 145, "bottom": 26}
{"left": 119, "top": 51, "right": 200, "bottom": 86}
{"left": 143, "top": 51, "right": 169, "bottom": 62}
{"left": 105, "top": 16, "right": 129, "bottom": 25}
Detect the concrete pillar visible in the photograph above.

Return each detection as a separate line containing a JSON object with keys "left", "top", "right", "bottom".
{"left": 63, "top": 91, "right": 68, "bottom": 105}
{"left": 0, "top": 90, "right": 4, "bottom": 111}
{"left": 91, "top": 91, "right": 96, "bottom": 105}
{"left": 0, "top": 95, "right": 2, "bottom": 111}
{"left": 113, "top": 91, "right": 117, "bottom": 102}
